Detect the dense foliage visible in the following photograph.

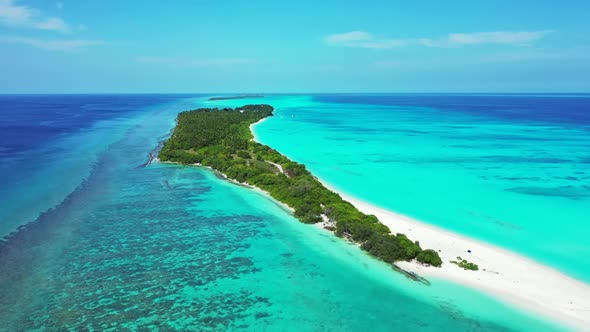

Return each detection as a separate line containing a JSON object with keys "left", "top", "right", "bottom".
{"left": 160, "top": 104, "right": 442, "bottom": 267}
{"left": 416, "top": 249, "right": 443, "bottom": 267}
{"left": 450, "top": 256, "right": 479, "bottom": 271}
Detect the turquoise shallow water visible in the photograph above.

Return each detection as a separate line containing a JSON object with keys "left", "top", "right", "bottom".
{"left": 0, "top": 95, "right": 568, "bottom": 330}
{"left": 211, "top": 94, "right": 590, "bottom": 284}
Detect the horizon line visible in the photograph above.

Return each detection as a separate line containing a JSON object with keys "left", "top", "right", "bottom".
{"left": 1, "top": 92, "right": 589, "bottom": 95}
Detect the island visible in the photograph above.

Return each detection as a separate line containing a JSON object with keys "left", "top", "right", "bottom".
{"left": 159, "top": 104, "right": 443, "bottom": 269}
{"left": 208, "top": 95, "right": 264, "bottom": 101}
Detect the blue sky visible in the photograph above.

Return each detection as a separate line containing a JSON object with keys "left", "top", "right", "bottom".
{"left": 1, "top": 0, "right": 589, "bottom": 93}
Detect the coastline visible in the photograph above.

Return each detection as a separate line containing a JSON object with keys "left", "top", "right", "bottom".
{"left": 214, "top": 165, "right": 296, "bottom": 215}
{"left": 159, "top": 158, "right": 295, "bottom": 215}
{"left": 249, "top": 117, "right": 268, "bottom": 141}
{"left": 250, "top": 118, "right": 590, "bottom": 331}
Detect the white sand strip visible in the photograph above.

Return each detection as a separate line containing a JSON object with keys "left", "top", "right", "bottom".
{"left": 249, "top": 118, "right": 268, "bottom": 141}
{"left": 321, "top": 182, "right": 590, "bottom": 331}
{"left": 249, "top": 117, "right": 590, "bottom": 331}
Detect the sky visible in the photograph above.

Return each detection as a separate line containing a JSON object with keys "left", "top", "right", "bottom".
{"left": 0, "top": 0, "right": 589, "bottom": 93}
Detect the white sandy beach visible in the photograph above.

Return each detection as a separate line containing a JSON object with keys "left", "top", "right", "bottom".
{"left": 248, "top": 118, "right": 590, "bottom": 331}
{"left": 249, "top": 118, "right": 268, "bottom": 141}
{"left": 319, "top": 181, "right": 590, "bottom": 331}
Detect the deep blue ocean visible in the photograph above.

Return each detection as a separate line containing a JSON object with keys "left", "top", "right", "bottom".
{"left": 1, "top": 94, "right": 584, "bottom": 331}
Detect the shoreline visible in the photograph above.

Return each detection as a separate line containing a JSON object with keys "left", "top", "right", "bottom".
{"left": 250, "top": 118, "right": 590, "bottom": 331}
{"left": 249, "top": 117, "right": 268, "bottom": 141}
{"left": 321, "top": 183, "right": 590, "bottom": 331}
{"left": 159, "top": 158, "right": 296, "bottom": 215}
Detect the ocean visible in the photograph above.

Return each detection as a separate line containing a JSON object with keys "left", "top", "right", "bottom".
{"left": 226, "top": 94, "right": 590, "bottom": 283}
{"left": 0, "top": 94, "right": 575, "bottom": 330}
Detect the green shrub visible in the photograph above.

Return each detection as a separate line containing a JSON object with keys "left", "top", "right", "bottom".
{"left": 450, "top": 256, "right": 479, "bottom": 271}
{"left": 397, "top": 234, "right": 422, "bottom": 260}
{"left": 416, "top": 249, "right": 442, "bottom": 267}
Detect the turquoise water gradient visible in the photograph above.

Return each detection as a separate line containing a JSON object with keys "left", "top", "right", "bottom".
{"left": 213, "top": 95, "right": 590, "bottom": 283}
{"left": 0, "top": 95, "right": 566, "bottom": 330}
{"left": 0, "top": 97, "right": 186, "bottom": 238}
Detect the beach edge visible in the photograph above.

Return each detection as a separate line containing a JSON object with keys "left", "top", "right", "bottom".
{"left": 250, "top": 115, "right": 590, "bottom": 332}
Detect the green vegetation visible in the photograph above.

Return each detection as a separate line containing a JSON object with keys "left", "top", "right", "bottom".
{"left": 450, "top": 256, "right": 479, "bottom": 271}
{"left": 417, "top": 249, "right": 443, "bottom": 267}
{"left": 160, "top": 104, "right": 443, "bottom": 267}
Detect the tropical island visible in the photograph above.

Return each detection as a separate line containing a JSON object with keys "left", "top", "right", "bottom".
{"left": 159, "top": 104, "right": 443, "bottom": 268}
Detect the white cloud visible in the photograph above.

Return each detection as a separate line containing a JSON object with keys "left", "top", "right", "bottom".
{"left": 0, "top": 35, "right": 104, "bottom": 51}
{"left": 0, "top": 0, "right": 69, "bottom": 32}
{"left": 447, "top": 31, "right": 552, "bottom": 45}
{"left": 325, "top": 31, "right": 371, "bottom": 43}
{"left": 137, "top": 56, "right": 260, "bottom": 67}
{"left": 325, "top": 31, "right": 409, "bottom": 49}
{"left": 34, "top": 17, "right": 67, "bottom": 31}
{"left": 325, "top": 30, "right": 553, "bottom": 49}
